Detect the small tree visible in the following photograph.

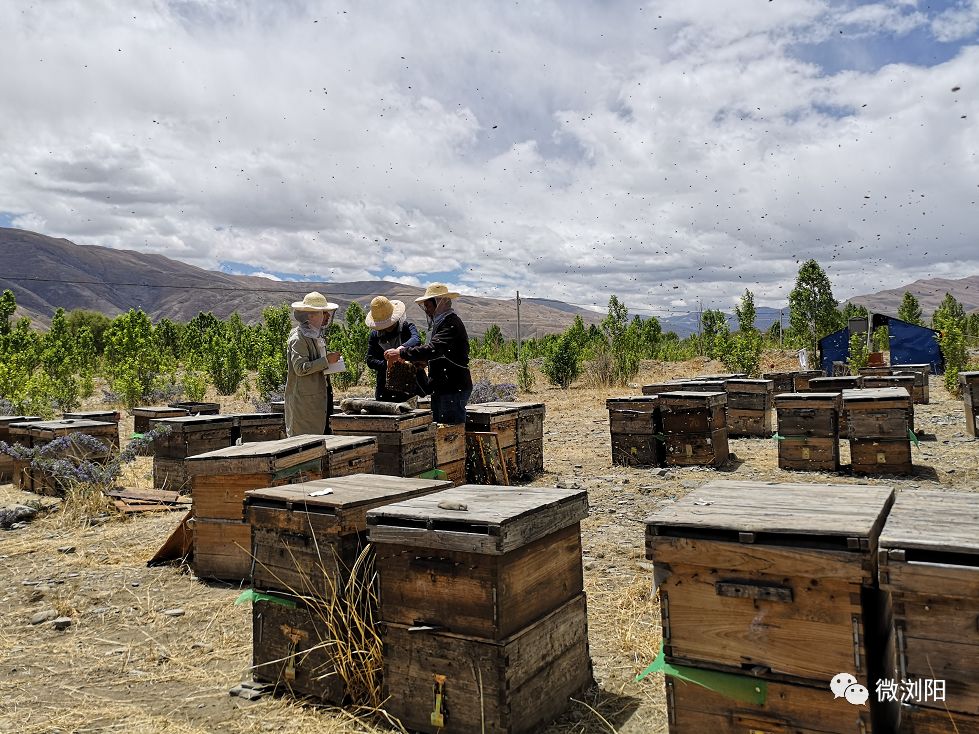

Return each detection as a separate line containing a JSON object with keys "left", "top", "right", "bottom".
{"left": 700, "top": 309, "right": 730, "bottom": 360}
{"left": 933, "top": 293, "right": 969, "bottom": 394}
{"left": 542, "top": 333, "right": 582, "bottom": 388}
{"left": 104, "top": 309, "right": 161, "bottom": 408}
{"left": 897, "top": 292, "right": 923, "bottom": 326}
{"left": 787, "top": 260, "right": 841, "bottom": 356}
{"left": 847, "top": 332, "right": 870, "bottom": 375}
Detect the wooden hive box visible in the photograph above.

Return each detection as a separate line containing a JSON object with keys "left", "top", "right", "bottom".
{"left": 893, "top": 364, "right": 932, "bottom": 405}
{"left": 681, "top": 379, "right": 728, "bottom": 392}
{"left": 724, "top": 379, "right": 775, "bottom": 437}
{"left": 606, "top": 395, "right": 663, "bottom": 467}
{"left": 229, "top": 412, "right": 286, "bottom": 443}
{"left": 808, "top": 376, "right": 864, "bottom": 436}
{"left": 0, "top": 415, "right": 40, "bottom": 481}
{"left": 861, "top": 374, "right": 915, "bottom": 401}
{"left": 269, "top": 400, "right": 285, "bottom": 414}
{"left": 246, "top": 473, "right": 451, "bottom": 598}
{"left": 858, "top": 367, "right": 895, "bottom": 377}
{"left": 131, "top": 405, "right": 188, "bottom": 434}
{"left": 62, "top": 410, "right": 121, "bottom": 448}
{"left": 658, "top": 391, "right": 729, "bottom": 467}
{"left": 369, "top": 485, "right": 591, "bottom": 733}
{"left": 320, "top": 434, "right": 377, "bottom": 477}
{"left": 791, "top": 370, "right": 828, "bottom": 392}
{"left": 773, "top": 392, "right": 841, "bottom": 472}
{"left": 6, "top": 420, "right": 39, "bottom": 489}
{"left": 465, "top": 405, "right": 520, "bottom": 480}
{"left": 435, "top": 423, "right": 467, "bottom": 486}
{"left": 477, "top": 401, "right": 546, "bottom": 480}
{"left": 331, "top": 409, "right": 436, "bottom": 477}
{"left": 19, "top": 419, "right": 117, "bottom": 496}
{"left": 187, "top": 435, "right": 335, "bottom": 581}
{"left": 878, "top": 491, "right": 979, "bottom": 718}
{"left": 646, "top": 480, "right": 896, "bottom": 731}
{"left": 149, "top": 414, "right": 235, "bottom": 490}
{"left": 368, "top": 485, "right": 588, "bottom": 640}
{"left": 168, "top": 400, "right": 220, "bottom": 415}
{"left": 665, "top": 675, "right": 873, "bottom": 734}
{"left": 383, "top": 593, "right": 592, "bottom": 734}
{"left": 693, "top": 373, "right": 746, "bottom": 381}
{"left": 762, "top": 371, "right": 801, "bottom": 395}
{"left": 901, "top": 707, "right": 979, "bottom": 734}
{"left": 960, "top": 371, "right": 979, "bottom": 437}
{"left": 843, "top": 388, "right": 913, "bottom": 475}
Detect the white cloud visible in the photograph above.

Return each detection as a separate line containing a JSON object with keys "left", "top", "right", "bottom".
{"left": 0, "top": 0, "right": 977, "bottom": 322}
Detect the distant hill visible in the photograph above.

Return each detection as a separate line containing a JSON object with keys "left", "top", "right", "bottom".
{"left": 0, "top": 227, "right": 603, "bottom": 337}
{"left": 848, "top": 275, "right": 979, "bottom": 318}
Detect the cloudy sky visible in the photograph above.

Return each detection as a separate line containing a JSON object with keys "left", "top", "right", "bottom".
{"left": 1, "top": 0, "right": 977, "bottom": 320}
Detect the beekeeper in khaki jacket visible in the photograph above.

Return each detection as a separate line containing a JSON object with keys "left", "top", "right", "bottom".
{"left": 284, "top": 291, "right": 341, "bottom": 436}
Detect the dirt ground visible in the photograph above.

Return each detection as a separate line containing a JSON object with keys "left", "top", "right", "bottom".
{"left": 1, "top": 354, "right": 977, "bottom": 734}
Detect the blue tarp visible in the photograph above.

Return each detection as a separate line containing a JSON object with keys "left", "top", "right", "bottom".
{"left": 818, "top": 316, "right": 945, "bottom": 375}
{"left": 819, "top": 328, "right": 851, "bottom": 375}
{"left": 889, "top": 318, "right": 944, "bottom": 374}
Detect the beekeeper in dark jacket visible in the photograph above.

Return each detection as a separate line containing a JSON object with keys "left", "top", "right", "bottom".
{"left": 385, "top": 283, "right": 472, "bottom": 424}
{"left": 364, "top": 295, "right": 426, "bottom": 402}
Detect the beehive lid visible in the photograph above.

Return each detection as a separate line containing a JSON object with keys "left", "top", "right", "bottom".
{"left": 894, "top": 363, "right": 931, "bottom": 372}
{"left": 466, "top": 404, "right": 520, "bottom": 417}
{"left": 168, "top": 401, "right": 221, "bottom": 413}
{"left": 62, "top": 411, "right": 120, "bottom": 422}
{"left": 809, "top": 376, "right": 862, "bottom": 387}
{"left": 187, "top": 434, "right": 328, "bottom": 462}
{"left": 478, "top": 401, "right": 545, "bottom": 414}
{"left": 658, "top": 391, "right": 727, "bottom": 408}
{"left": 646, "top": 480, "right": 894, "bottom": 549}
{"left": 0, "top": 415, "right": 41, "bottom": 427}
{"left": 694, "top": 373, "right": 746, "bottom": 380}
{"left": 774, "top": 391, "right": 842, "bottom": 404}
{"left": 641, "top": 380, "right": 698, "bottom": 394}
{"left": 606, "top": 395, "right": 659, "bottom": 409}
{"left": 245, "top": 474, "right": 452, "bottom": 534}
{"left": 879, "top": 490, "right": 979, "bottom": 556}
{"left": 959, "top": 371, "right": 979, "bottom": 383}
{"left": 842, "top": 387, "right": 912, "bottom": 405}
{"left": 331, "top": 409, "right": 432, "bottom": 432}
{"left": 366, "top": 485, "right": 589, "bottom": 555}
{"left": 682, "top": 380, "right": 727, "bottom": 391}
{"left": 26, "top": 419, "right": 116, "bottom": 436}
{"left": 149, "top": 414, "right": 234, "bottom": 432}
{"left": 228, "top": 412, "right": 286, "bottom": 426}
{"left": 132, "top": 406, "right": 189, "bottom": 417}
{"left": 725, "top": 379, "right": 774, "bottom": 392}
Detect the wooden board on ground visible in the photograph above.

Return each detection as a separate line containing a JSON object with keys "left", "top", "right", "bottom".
{"left": 147, "top": 510, "right": 194, "bottom": 565}
{"left": 465, "top": 431, "right": 510, "bottom": 485}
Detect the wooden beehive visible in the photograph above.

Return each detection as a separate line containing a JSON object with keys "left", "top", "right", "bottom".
{"left": 168, "top": 400, "right": 220, "bottom": 415}
{"left": 658, "top": 391, "right": 729, "bottom": 467}
{"left": 62, "top": 410, "right": 121, "bottom": 448}
{"left": 606, "top": 395, "right": 663, "bottom": 467}
{"left": 858, "top": 366, "right": 895, "bottom": 377}
{"left": 149, "top": 414, "right": 235, "bottom": 490}
{"left": 435, "top": 423, "right": 467, "bottom": 485}
{"left": 465, "top": 405, "right": 519, "bottom": 481}
{"left": 893, "top": 364, "right": 931, "bottom": 405}
{"left": 0, "top": 415, "right": 40, "bottom": 481}
{"left": 14, "top": 419, "right": 117, "bottom": 495}
{"left": 247, "top": 473, "right": 451, "bottom": 599}
{"left": 187, "top": 435, "right": 337, "bottom": 581}
{"left": 773, "top": 392, "right": 841, "bottom": 472}
{"left": 899, "top": 707, "right": 979, "bottom": 733}
{"left": 248, "top": 475, "right": 452, "bottom": 706}
{"left": 861, "top": 374, "right": 915, "bottom": 398}
{"left": 477, "top": 401, "right": 546, "bottom": 480}
{"left": 665, "top": 675, "right": 872, "bottom": 734}
{"left": 762, "top": 371, "right": 799, "bottom": 394}
{"left": 331, "top": 409, "right": 436, "bottom": 477}
{"left": 681, "top": 379, "right": 728, "bottom": 393}
{"left": 791, "top": 370, "right": 827, "bottom": 392}
{"left": 843, "top": 388, "right": 914, "bottom": 475}
{"left": 807, "top": 376, "right": 864, "bottom": 437}
{"left": 960, "top": 371, "right": 979, "bottom": 437}
{"left": 724, "top": 379, "right": 774, "bottom": 437}
{"left": 227, "top": 412, "right": 286, "bottom": 443}
{"left": 879, "top": 491, "right": 979, "bottom": 718}
{"left": 383, "top": 594, "right": 592, "bottom": 734}
{"left": 646, "top": 480, "right": 895, "bottom": 682}
{"left": 269, "top": 400, "right": 285, "bottom": 414}
{"left": 369, "top": 485, "right": 588, "bottom": 640}
{"left": 131, "top": 405, "right": 189, "bottom": 434}
{"left": 646, "top": 480, "right": 896, "bottom": 731}
{"left": 7, "top": 421, "right": 35, "bottom": 490}
{"left": 369, "top": 485, "right": 592, "bottom": 733}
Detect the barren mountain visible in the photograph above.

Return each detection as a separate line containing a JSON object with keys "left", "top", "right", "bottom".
{"left": 849, "top": 275, "right": 979, "bottom": 317}
{"left": 0, "top": 227, "right": 602, "bottom": 337}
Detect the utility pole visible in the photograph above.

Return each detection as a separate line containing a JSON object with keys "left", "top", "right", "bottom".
{"left": 779, "top": 309, "right": 784, "bottom": 349}
{"left": 516, "top": 291, "right": 522, "bottom": 359}
{"left": 697, "top": 300, "right": 703, "bottom": 356}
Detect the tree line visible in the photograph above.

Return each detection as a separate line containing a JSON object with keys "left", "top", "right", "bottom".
{"left": 1, "top": 259, "right": 977, "bottom": 416}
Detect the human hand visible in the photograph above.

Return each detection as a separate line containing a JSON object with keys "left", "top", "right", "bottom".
{"left": 326, "top": 351, "right": 341, "bottom": 364}
{"left": 383, "top": 348, "right": 402, "bottom": 361}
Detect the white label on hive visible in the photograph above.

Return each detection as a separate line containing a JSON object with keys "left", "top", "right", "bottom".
{"left": 801, "top": 448, "right": 810, "bottom": 459}
{"left": 877, "top": 452, "right": 886, "bottom": 463}
{"left": 685, "top": 444, "right": 693, "bottom": 456}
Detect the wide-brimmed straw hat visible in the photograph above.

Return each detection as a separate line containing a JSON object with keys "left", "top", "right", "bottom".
{"left": 414, "top": 282, "right": 461, "bottom": 303}
{"left": 291, "top": 291, "right": 339, "bottom": 312}
{"left": 365, "top": 296, "right": 406, "bottom": 330}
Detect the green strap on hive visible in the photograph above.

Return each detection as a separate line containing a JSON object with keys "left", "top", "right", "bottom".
{"left": 908, "top": 428, "right": 920, "bottom": 448}
{"left": 636, "top": 646, "right": 768, "bottom": 705}
{"left": 416, "top": 468, "right": 448, "bottom": 481}
{"left": 235, "top": 589, "right": 297, "bottom": 608}
{"left": 771, "top": 433, "right": 812, "bottom": 441}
